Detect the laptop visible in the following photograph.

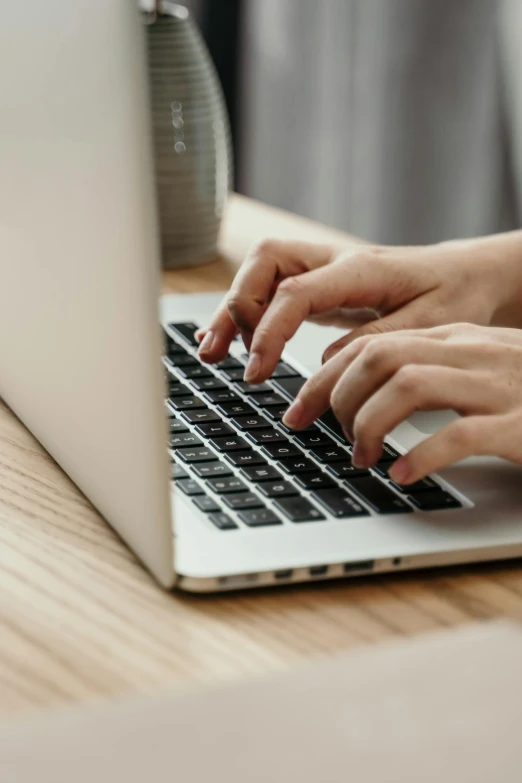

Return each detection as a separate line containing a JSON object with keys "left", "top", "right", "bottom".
{"left": 2, "top": 621, "right": 522, "bottom": 782}
{"left": 2, "top": 0, "right": 522, "bottom": 593}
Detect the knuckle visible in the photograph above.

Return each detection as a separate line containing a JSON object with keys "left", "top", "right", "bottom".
{"left": 446, "top": 420, "right": 475, "bottom": 451}
{"left": 227, "top": 292, "right": 257, "bottom": 328}
{"left": 359, "top": 339, "right": 389, "bottom": 371}
{"left": 277, "top": 275, "right": 305, "bottom": 299}
{"left": 448, "top": 322, "right": 477, "bottom": 336}
{"left": 249, "top": 237, "right": 278, "bottom": 260}
{"left": 394, "top": 364, "right": 421, "bottom": 396}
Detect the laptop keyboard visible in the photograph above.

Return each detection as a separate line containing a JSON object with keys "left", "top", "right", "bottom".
{"left": 164, "top": 323, "right": 462, "bottom": 531}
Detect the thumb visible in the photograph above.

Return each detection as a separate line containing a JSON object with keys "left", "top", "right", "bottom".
{"left": 322, "top": 300, "right": 431, "bottom": 364}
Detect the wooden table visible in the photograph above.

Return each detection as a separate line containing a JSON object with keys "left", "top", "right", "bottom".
{"left": 2, "top": 194, "right": 522, "bottom": 721}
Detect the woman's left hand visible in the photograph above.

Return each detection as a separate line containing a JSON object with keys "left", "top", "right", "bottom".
{"left": 282, "top": 323, "right": 522, "bottom": 485}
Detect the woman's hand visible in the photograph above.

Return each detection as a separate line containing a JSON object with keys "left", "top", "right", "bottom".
{"left": 196, "top": 238, "right": 338, "bottom": 362}
{"left": 198, "top": 232, "right": 522, "bottom": 383}
{"left": 282, "top": 323, "right": 522, "bottom": 484}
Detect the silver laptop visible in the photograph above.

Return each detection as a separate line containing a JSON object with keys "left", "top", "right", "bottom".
{"left": 2, "top": 0, "right": 522, "bottom": 593}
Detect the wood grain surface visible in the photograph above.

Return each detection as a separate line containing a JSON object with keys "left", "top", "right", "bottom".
{"left": 2, "top": 194, "right": 522, "bottom": 722}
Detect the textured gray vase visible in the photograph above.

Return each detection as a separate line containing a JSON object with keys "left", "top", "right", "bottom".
{"left": 144, "top": 3, "right": 232, "bottom": 269}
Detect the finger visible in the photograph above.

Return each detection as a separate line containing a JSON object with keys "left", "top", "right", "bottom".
{"left": 321, "top": 313, "right": 456, "bottom": 364}
{"left": 246, "top": 252, "right": 406, "bottom": 382}
{"left": 329, "top": 335, "right": 482, "bottom": 442}
{"left": 200, "top": 239, "right": 333, "bottom": 363}
{"left": 387, "top": 415, "right": 508, "bottom": 485}
{"left": 197, "top": 293, "right": 239, "bottom": 363}
{"left": 350, "top": 365, "right": 492, "bottom": 467}
{"left": 284, "top": 329, "right": 464, "bottom": 432}
{"left": 282, "top": 339, "right": 357, "bottom": 430}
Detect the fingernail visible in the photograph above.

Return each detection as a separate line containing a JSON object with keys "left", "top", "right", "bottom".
{"left": 282, "top": 398, "right": 304, "bottom": 429}
{"left": 388, "top": 457, "right": 411, "bottom": 485}
{"left": 351, "top": 441, "right": 368, "bottom": 468}
{"left": 198, "top": 330, "right": 215, "bottom": 355}
{"left": 195, "top": 329, "right": 205, "bottom": 343}
{"left": 244, "top": 352, "right": 261, "bottom": 382}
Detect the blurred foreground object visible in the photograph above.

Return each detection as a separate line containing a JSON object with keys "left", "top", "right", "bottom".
{"left": 144, "top": 2, "right": 232, "bottom": 268}
{"left": 1, "top": 620, "right": 522, "bottom": 782}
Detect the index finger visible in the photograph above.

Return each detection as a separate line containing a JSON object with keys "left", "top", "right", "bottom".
{"left": 244, "top": 252, "right": 396, "bottom": 382}
{"left": 198, "top": 239, "right": 333, "bottom": 363}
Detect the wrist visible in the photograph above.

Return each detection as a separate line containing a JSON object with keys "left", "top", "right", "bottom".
{"left": 446, "top": 232, "right": 522, "bottom": 328}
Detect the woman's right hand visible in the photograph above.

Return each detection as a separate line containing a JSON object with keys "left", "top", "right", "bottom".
{"left": 198, "top": 232, "right": 522, "bottom": 383}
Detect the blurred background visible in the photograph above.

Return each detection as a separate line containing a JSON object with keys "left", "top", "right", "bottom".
{"left": 185, "top": 0, "right": 522, "bottom": 245}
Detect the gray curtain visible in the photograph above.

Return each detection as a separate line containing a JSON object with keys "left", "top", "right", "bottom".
{"left": 240, "top": 0, "right": 522, "bottom": 245}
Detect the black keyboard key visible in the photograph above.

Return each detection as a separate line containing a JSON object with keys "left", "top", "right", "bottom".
{"left": 277, "top": 457, "right": 317, "bottom": 475}
{"left": 250, "top": 393, "right": 288, "bottom": 408}
{"left": 191, "top": 377, "right": 228, "bottom": 392}
{"left": 214, "top": 356, "right": 243, "bottom": 370}
{"left": 310, "top": 445, "right": 350, "bottom": 463}
{"left": 261, "top": 443, "right": 303, "bottom": 460}
{"left": 192, "top": 495, "right": 221, "bottom": 513}
{"left": 166, "top": 341, "right": 187, "bottom": 356}
{"left": 235, "top": 381, "right": 273, "bottom": 395}
{"left": 192, "top": 462, "right": 233, "bottom": 479}
{"left": 272, "top": 376, "right": 306, "bottom": 400}
{"left": 218, "top": 401, "right": 257, "bottom": 418}
{"left": 167, "top": 382, "right": 190, "bottom": 397}
{"left": 168, "top": 322, "right": 199, "bottom": 346}
{"left": 231, "top": 414, "right": 271, "bottom": 431}
{"left": 169, "top": 395, "right": 206, "bottom": 411}
{"left": 274, "top": 497, "right": 325, "bottom": 522}
{"left": 168, "top": 418, "right": 189, "bottom": 434}
{"left": 378, "top": 443, "right": 401, "bottom": 463}
{"left": 238, "top": 509, "right": 282, "bottom": 527}
{"left": 195, "top": 421, "right": 235, "bottom": 438}
{"left": 224, "top": 450, "right": 267, "bottom": 468}
{"left": 181, "top": 409, "right": 222, "bottom": 424}
{"left": 222, "top": 368, "right": 246, "bottom": 382}
{"left": 209, "top": 435, "right": 248, "bottom": 452}
{"left": 270, "top": 362, "right": 300, "bottom": 378}
{"left": 408, "top": 491, "right": 462, "bottom": 511}
{"left": 223, "top": 492, "right": 265, "bottom": 511}
{"left": 389, "top": 476, "right": 440, "bottom": 494}
{"left": 246, "top": 429, "right": 289, "bottom": 446}
{"left": 295, "top": 472, "right": 336, "bottom": 490}
{"left": 294, "top": 431, "right": 336, "bottom": 449}
{"left": 327, "top": 462, "right": 370, "bottom": 479}
{"left": 170, "top": 463, "right": 189, "bottom": 479}
{"left": 176, "top": 365, "right": 213, "bottom": 380}
{"left": 311, "top": 488, "right": 369, "bottom": 518}
{"left": 166, "top": 354, "right": 199, "bottom": 368}
{"left": 177, "top": 447, "right": 216, "bottom": 463}
{"left": 264, "top": 405, "right": 290, "bottom": 421}
{"left": 169, "top": 432, "right": 204, "bottom": 449}
{"left": 240, "top": 465, "right": 282, "bottom": 482}
{"left": 318, "top": 409, "right": 350, "bottom": 443}
{"left": 207, "top": 476, "right": 248, "bottom": 494}
{"left": 346, "top": 477, "right": 413, "bottom": 514}
{"left": 177, "top": 478, "right": 204, "bottom": 496}
{"left": 208, "top": 512, "right": 238, "bottom": 530}
{"left": 258, "top": 480, "right": 299, "bottom": 498}
{"left": 204, "top": 390, "right": 242, "bottom": 404}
